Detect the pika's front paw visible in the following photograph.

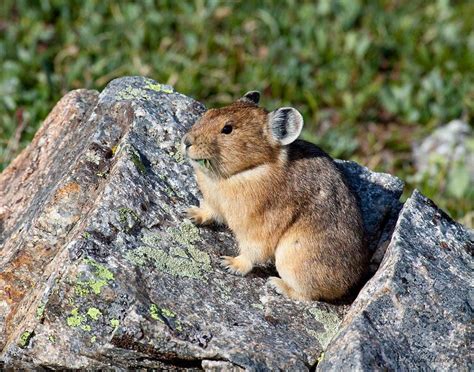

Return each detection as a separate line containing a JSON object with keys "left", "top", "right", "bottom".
{"left": 186, "top": 206, "right": 213, "bottom": 225}
{"left": 220, "top": 255, "right": 253, "bottom": 276}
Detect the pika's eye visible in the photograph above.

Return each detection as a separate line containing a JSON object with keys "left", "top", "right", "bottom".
{"left": 221, "top": 124, "right": 233, "bottom": 134}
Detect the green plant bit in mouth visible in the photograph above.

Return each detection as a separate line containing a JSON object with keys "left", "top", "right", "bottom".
{"left": 196, "top": 159, "right": 211, "bottom": 169}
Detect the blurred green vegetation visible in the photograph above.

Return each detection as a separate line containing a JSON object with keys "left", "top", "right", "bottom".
{"left": 1, "top": 0, "right": 473, "bottom": 225}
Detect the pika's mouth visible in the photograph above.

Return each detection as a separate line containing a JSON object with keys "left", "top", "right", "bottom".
{"left": 193, "top": 159, "right": 212, "bottom": 169}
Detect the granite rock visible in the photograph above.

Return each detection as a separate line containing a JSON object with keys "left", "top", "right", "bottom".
{"left": 0, "top": 77, "right": 403, "bottom": 369}
{"left": 318, "top": 190, "right": 473, "bottom": 371}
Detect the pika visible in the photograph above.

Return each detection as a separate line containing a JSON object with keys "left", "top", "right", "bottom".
{"left": 182, "top": 91, "right": 368, "bottom": 301}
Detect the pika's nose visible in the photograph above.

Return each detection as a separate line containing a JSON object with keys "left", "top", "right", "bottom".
{"left": 183, "top": 135, "right": 192, "bottom": 149}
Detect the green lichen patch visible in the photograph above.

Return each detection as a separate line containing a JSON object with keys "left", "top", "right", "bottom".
{"left": 308, "top": 308, "right": 341, "bottom": 349}
{"left": 117, "top": 86, "right": 147, "bottom": 100}
{"left": 81, "top": 324, "right": 92, "bottom": 332}
{"left": 36, "top": 303, "right": 46, "bottom": 319}
{"left": 141, "top": 232, "right": 161, "bottom": 247}
{"left": 75, "top": 257, "right": 115, "bottom": 295}
{"left": 85, "top": 150, "right": 102, "bottom": 165}
{"left": 125, "top": 223, "right": 211, "bottom": 279}
{"left": 90, "top": 336, "right": 97, "bottom": 343}
{"left": 82, "top": 231, "right": 91, "bottom": 239}
{"left": 48, "top": 335, "right": 56, "bottom": 344}
{"left": 125, "top": 245, "right": 209, "bottom": 279}
{"left": 87, "top": 307, "right": 102, "bottom": 320}
{"left": 149, "top": 304, "right": 163, "bottom": 322}
{"left": 67, "top": 308, "right": 86, "bottom": 328}
{"left": 84, "top": 258, "right": 115, "bottom": 281}
{"left": 161, "top": 307, "right": 176, "bottom": 318}
{"left": 149, "top": 303, "right": 182, "bottom": 331}
{"left": 88, "top": 279, "right": 108, "bottom": 295}
{"left": 167, "top": 222, "right": 200, "bottom": 248}
{"left": 317, "top": 351, "right": 325, "bottom": 364}
{"left": 18, "top": 331, "right": 33, "bottom": 348}
{"left": 118, "top": 207, "right": 140, "bottom": 232}
{"left": 75, "top": 281, "right": 90, "bottom": 297}
{"left": 171, "top": 150, "right": 185, "bottom": 164}
{"left": 110, "top": 318, "right": 120, "bottom": 328}
{"left": 146, "top": 82, "right": 174, "bottom": 94}
{"left": 187, "top": 245, "right": 211, "bottom": 266}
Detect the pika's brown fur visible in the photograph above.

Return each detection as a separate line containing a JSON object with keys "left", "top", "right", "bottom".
{"left": 182, "top": 92, "right": 368, "bottom": 301}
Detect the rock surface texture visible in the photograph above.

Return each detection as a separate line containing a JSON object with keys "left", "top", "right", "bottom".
{"left": 0, "top": 76, "right": 469, "bottom": 370}
{"left": 318, "top": 190, "right": 473, "bottom": 371}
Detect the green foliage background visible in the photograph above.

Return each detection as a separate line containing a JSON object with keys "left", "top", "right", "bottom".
{"left": 1, "top": 0, "right": 473, "bottom": 224}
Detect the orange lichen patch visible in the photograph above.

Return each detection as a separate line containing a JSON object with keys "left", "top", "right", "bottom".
{"left": 53, "top": 182, "right": 81, "bottom": 201}
{"left": 0, "top": 244, "right": 58, "bottom": 346}
{"left": 0, "top": 251, "right": 35, "bottom": 304}
{"left": 1, "top": 284, "right": 26, "bottom": 305}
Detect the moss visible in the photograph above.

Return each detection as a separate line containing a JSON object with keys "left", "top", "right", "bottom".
{"left": 308, "top": 308, "right": 341, "bottom": 349}
{"left": 36, "top": 303, "right": 45, "bottom": 318}
{"left": 18, "top": 331, "right": 33, "bottom": 348}
{"left": 87, "top": 307, "right": 102, "bottom": 320}
{"left": 110, "top": 318, "right": 120, "bottom": 328}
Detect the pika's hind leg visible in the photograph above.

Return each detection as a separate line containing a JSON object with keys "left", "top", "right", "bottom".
{"left": 268, "top": 277, "right": 311, "bottom": 301}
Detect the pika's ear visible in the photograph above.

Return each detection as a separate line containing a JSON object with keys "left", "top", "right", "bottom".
{"left": 238, "top": 91, "right": 260, "bottom": 105}
{"left": 268, "top": 107, "right": 303, "bottom": 145}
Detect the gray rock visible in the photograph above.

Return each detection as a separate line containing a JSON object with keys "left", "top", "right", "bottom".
{"left": 0, "top": 76, "right": 403, "bottom": 369}
{"left": 318, "top": 189, "right": 473, "bottom": 371}
{"left": 413, "top": 119, "right": 474, "bottom": 181}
